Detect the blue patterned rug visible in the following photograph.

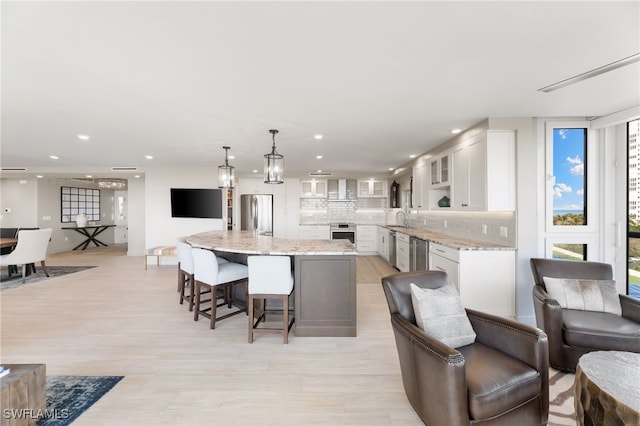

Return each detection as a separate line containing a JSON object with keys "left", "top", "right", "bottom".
{"left": 37, "top": 375, "right": 123, "bottom": 426}
{"left": 0, "top": 266, "right": 96, "bottom": 292}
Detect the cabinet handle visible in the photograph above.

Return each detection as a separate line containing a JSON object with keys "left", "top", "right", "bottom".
{"left": 435, "top": 248, "right": 445, "bottom": 253}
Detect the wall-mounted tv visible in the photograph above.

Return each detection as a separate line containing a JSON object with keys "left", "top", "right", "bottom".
{"left": 170, "top": 188, "right": 223, "bottom": 219}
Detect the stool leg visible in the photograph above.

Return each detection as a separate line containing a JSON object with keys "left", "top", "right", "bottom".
{"left": 248, "top": 295, "right": 254, "bottom": 343}
{"left": 188, "top": 275, "right": 195, "bottom": 312}
{"left": 283, "top": 295, "right": 289, "bottom": 344}
{"left": 178, "top": 271, "right": 185, "bottom": 304}
{"left": 210, "top": 285, "right": 217, "bottom": 329}
{"left": 193, "top": 282, "right": 201, "bottom": 322}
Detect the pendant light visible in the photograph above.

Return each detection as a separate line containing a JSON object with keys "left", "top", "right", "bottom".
{"left": 218, "top": 146, "right": 235, "bottom": 188}
{"left": 264, "top": 129, "right": 284, "bottom": 184}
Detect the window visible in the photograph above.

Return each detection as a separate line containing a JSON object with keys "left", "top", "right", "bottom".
{"left": 544, "top": 120, "right": 597, "bottom": 260}
{"left": 628, "top": 118, "right": 640, "bottom": 298}
{"left": 551, "top": 128, "right": 587, "bottom": 226}
{"left": 61, "top": 186, "right": 100, "bottom": 223}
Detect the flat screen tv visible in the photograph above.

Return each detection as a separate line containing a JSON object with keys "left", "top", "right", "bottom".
{"left": 170, "top": 188, "right": 223, "bottom": 219}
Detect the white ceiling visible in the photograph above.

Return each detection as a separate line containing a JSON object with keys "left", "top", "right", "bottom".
{"left": 1, "top": 1, "right": 639, "bottom": 180}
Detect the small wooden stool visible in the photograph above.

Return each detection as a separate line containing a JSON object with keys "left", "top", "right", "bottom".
{"left": 144, "top": 245, "right": 176, "bottom": 269}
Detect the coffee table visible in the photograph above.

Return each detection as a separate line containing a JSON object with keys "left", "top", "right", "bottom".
{"left": 575, "top": 351, "right": 639, "bottom": 426}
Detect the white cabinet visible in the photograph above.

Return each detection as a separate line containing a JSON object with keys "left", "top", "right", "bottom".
{"left": 451, "top": 130, "right": 515, "bottom": 211}
{"left": 430, "top": 153, "right": 450, "bottom": 187}
{"left": 300, "top": 180, "right": 327, "bottom": 198}
{"left": 356, "top": 225, "right": 377, "bottom": 254}
{"left": 358, "top": 179, "right": 386, "bottom": 197}
{"left": 396, "top": 232, "right": 411, "bottom": 272}
{"left": 298, "top": 225, "right": 329, "bottom": 240}
{"left": 429, "top": 242, "right": 515, "bottom": 318}
{"left": 412, "top": 162, "right": 428, "bottom": 209}
{"left": 377, "top": 226, "right": 390, "bottom": 261}
{"left": 429, "top": 243, "right": 460, "bottom": 289}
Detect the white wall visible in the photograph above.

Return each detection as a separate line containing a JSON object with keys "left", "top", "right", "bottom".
{"left": 127, "top": 176, "right": 146, "bottom": 256}
{"left": 144, "top": 167, "right": 226, "bottom": 251}
{"left": 0, "top": 178, "right": 38, "bottom": 228}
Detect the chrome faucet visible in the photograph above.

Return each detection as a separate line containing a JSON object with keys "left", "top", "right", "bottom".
{"left": 396, "top": 211, "right": 407, "bottom": 227}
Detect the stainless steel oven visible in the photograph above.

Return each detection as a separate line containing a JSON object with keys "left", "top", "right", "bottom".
{"left": 330, "top": 223, "right": 356, "bottom": 243}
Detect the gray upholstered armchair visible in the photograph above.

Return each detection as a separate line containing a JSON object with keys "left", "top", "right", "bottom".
{"left": 530, "top": 258, "right": 640, "bottom": 372}
{"left": 382, "top": 270, "right": 549, "bottom": 426}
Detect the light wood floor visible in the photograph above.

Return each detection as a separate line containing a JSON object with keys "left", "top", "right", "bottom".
{"left": 0, "top": 246, "right": 422, "bottom": 425}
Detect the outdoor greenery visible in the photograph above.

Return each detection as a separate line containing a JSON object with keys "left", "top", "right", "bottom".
{"left": 553, "top": 213, "right": 585, "bottom": 226}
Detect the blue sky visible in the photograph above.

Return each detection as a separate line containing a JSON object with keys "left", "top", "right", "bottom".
{"left": 553, "top": 128, "right": 585, "bottom": 213}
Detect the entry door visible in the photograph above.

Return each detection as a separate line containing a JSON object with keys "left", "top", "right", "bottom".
{"left": 114, "top": 190, "right": 128, "bottom": 244}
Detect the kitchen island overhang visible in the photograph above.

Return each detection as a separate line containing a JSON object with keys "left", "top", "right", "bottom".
{"left": 185, "top": 230, "right": 358, "bottom": 337}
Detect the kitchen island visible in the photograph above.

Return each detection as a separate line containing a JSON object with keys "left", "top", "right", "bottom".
{"left": 186, "top": 230, "right": 358, "bottom": 337}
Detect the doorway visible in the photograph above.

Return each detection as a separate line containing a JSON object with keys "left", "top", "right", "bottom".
{"left": 114, "top": 190, "right": 128, "bottom": 245}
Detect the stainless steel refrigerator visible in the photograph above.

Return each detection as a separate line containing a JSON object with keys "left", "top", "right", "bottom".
{"left": 240, "top": 194, "right": 273, "bottom": 236}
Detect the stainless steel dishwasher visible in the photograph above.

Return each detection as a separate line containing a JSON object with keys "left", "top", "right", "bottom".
{"left": 388, "top": 231, "right": 397, "bottom": 269}
{"left": 410, "top": 236, "right": 428, "bottom": 271}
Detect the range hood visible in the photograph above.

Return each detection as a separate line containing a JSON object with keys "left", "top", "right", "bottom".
{"left": 327, "top": 179, "right": 357, "bottom": 200}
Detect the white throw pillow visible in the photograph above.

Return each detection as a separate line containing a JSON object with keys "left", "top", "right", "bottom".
{"left": 409, "top": 283, "right": 476, "bottom": 348}
{"left": 542, "top": 277, "right": 622, "bottom": 316}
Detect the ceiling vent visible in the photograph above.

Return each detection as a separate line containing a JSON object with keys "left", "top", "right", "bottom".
{"left": 70, "top": 177, "right": 94, "bottom": 182}
{"left": 0, "top": 167, "right": 28, "bottom": 172}
{"left": 308, "top": 171, "right": 333, "bottom": 176}
{"left": 111, "top": 166, "right": 139, "bottom": 171}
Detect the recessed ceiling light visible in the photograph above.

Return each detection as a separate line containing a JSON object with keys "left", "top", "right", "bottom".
{"left": 77, "top": 134, "right": 90, "bottom": 140}
{"left": 145, "top": 155, "right": 153, "bottom": 160}
{"left": 134, "top": 175, "right": 140, "bottom": 178}
{"left": 228, "top": 155, "right": 235, "bottom": 160}
{"left": 36, "top": 175, "right": 43, "bottom": 178}
{"left": 388, "top": 167, "right": 394, "bottom": 171}
{"left": 252, "top": 169, "right": 258, "bottom": 173}
{"left": 313, "top": 134, "right": 323, "bottom": 140}
{"left": 316, "top": 155, "right": 323, "bottom": 159}
{"left": 409, "top": 154, "right": 416, "bottom": 159}
{"left": 49, "top": 155, "right": 59, "bottom": 159}
{"left": 451, "top": 128, "right": 462, "bottom": 134}
{"left": 86, "top": 175, "right": 92, "bottom": 178}
{"left": 317, "top": 170, "right": 323, "bottom": 173}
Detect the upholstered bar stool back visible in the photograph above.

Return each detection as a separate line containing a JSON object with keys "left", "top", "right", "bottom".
{"left": 192, "top": 247, "right": 248, "bottom": 329}
{"left": 176, "top": 241, "right": 196, "bottom": 310}
{"left": 247, "top": 255, "right": 294, "bottom": 344}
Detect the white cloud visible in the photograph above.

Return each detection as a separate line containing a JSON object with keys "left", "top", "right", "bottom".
{"left": 553, "top": 183, "right": 572, "bottom": 199}
{"left": 558, "top": 204, "right": 582, "bottom": 211}
{"left": 566, "top": 155, "right": 584, "bottom": 175}
{"left": 558, "top": 129, "right": 568, "bottom": 139}
{"left": 577, "top": 189, "right": 584, "bottom": 196}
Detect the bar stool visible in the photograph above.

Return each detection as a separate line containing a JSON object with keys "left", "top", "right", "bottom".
{"left": 247, "top": 255, "right": 295, "bottom": 344}
{"left": 192, "top": 247, "right": 248, "bottom": 329}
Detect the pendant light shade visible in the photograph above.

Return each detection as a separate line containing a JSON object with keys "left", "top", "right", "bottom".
{"left": 218, "top": 146, "right": 235, "bottom": 188}
{"left": 264, "top": 129, "right": 284, "bottom": 184}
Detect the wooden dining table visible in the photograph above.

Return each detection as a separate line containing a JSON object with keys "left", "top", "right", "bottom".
{"left": 0, "top": 237, "right": 18, "bottom": 249}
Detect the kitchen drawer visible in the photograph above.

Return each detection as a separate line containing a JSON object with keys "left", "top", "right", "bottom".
{"left": 357, "top": 240, "right": 377, "bottom": 252}
{"left": 396, "top": 232, "right": 411, "bottom": 244}
{"left": 396, "top": 239, "right": 410, "bottom": 272}
{"left": 429, "top": 252, "right": 459, "bottom": 290}
{"left": 429, "top": 242, "right": 459, "bottom": 262}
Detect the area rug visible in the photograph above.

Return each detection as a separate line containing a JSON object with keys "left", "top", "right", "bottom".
{"left": 0, "top": 266, "right": 96, "bottom": 292}
{"left": 37, "top": 375, "right": 123, "bottom": 426}
{"left": 548, "top": 369, "right": 576, "bottom": 426}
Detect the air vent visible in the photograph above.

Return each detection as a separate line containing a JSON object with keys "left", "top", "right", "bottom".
{"left": 0, "top": 167, "right": 28, "bottom": 172}
{"left": 308, "top": 171, "right": 333, "bottom": 176}
{"left": 111, "top": 166, "right": 139, "bottom": 171}
{"left": 70, "top": 177, "right": 94, "bottom": 182}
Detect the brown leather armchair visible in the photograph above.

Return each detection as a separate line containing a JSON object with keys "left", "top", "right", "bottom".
{"left": 382, "top": 270, "right": 549, "bottom": 426}
{"left": 530, "top": 258, "right": 640, "bottom": 372}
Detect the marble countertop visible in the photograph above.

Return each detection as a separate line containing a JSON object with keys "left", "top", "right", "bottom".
{"left": 381, "top": 225, "right": 515, "bottom": 251}
{"left": 186, "top": 230, "right": 357, "bottom": 256}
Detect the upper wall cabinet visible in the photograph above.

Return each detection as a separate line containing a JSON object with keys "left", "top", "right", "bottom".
{"left": 451, "top": 130, "right": 515, "bottom": 211}
{"left": 412, "top": 163, "right": 429, "bottom": 209}
{"left": 300, "top": 179, "right": 327, "bottom": 198}
{"left": 430, "top": 152, "right": 450, "bottom": 187}
{"left": 358, "top": 179, "right": 386, "bottom": 198}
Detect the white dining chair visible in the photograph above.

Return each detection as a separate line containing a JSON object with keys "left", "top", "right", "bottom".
{"left": 0, "top": 228, "right": 53, "bottom": 283}
{"left": 192, "top": 247, "right": 248, "bottom": 329}
{"left": 247, "top": 255, "right": 295, "bottom": 343}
